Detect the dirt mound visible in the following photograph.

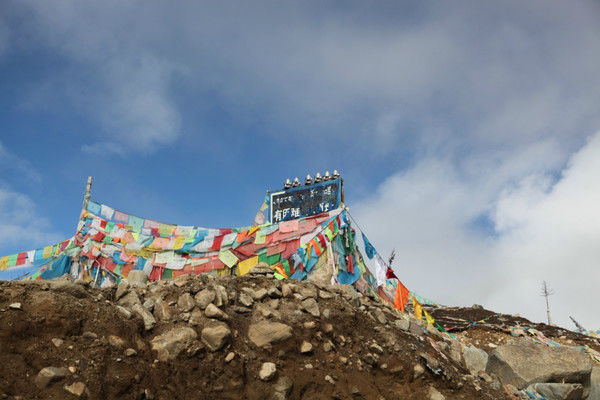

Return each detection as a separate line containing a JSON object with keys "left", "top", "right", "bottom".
{"left": 0, "top": 272, "right": 510, "bottom": 400}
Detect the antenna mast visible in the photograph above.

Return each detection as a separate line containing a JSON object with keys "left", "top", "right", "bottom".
{"left": 540, "top": 281, "right": 554, "bottom": 326}
{"left": 82, "top": 176, "right": 93, "bottom": 210}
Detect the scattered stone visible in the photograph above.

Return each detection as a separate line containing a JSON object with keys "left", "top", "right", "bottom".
{"left": 116, "top": 305, "right": 132, "bottom": 319}
{"left": 225, "top": 352, "right": 235, "bottom": 363}
{"left": 272, "top": 376, "right": 293, "bottom": 400}
{"left": 115, "top": 280, "right": 129, "bottom": 300}
{"left": 248, "top": 321, "right": 293, "bottom": 347}
{"left": 214, "top": 285, "right": 228, "bottom": 307}
{"left": 250, "top": 288, "right": 268, "bottom": 301}
{"left": 413, "top": 364, "right": 425, "bottom": 379}
{"left": 35, "top": 367, "right": 68, "bottom": 389}
{"left": 486, "top": 340, "right": 593, "bottom": 389}
{"left": 323, "top": 341, "right": 333, "bottom": 352}
{"left": 9, "top": 303, "right": 22, "bottom": 310}
{"left": 303, "top": 321, "right": 317, "bottom": 329}
{"left": 143, "top": 298, "right": 155, "bottom": 312}
{"left": 195, "top": 289, "right": 216, "bottom": 309}
{"left": 126, "top": 270, "right": 148, "bottom": 287}
{"left": 51, "top": 338, "right": 63, "bottom": 348}
{"left": 153, "top": 299, "right": 172, "bottom": 321}
{"left": 322, "top": 309, "right": 331, "bottom": 319}
{"left": 64, "top": 382, "right": 87, "bottom": 398}
{"left": 150, "top": 326, "right": 198, "bottom": 361}
{"left": 238, "top": 292, "right": 254, "bottom": 307}
{"left": 118, "top": 291, "right": 141, "bottom": 308}
{"left": 462, "top": 345, "right": 488, "bottom": 375}
{"left": 188, "top": 308, "right": 203, "bottom": 326}
{"left": 281, "top": 283, "right": 293, "bottom": 298}
{"left": 301, "top": 298, "right": 320, "bottom": 317}
{"left": 125, "top": 348, "right": 137, "bottom": 357}
{"left": 173, "top": 274, "right": 190, "bottom": 287}
{"left": 267, "top": 287, "right": 282, "bottom": 298}
{"left": 108, "top": 335, "right": 126, "bottom": 348}
{"left": 374, "top": 308, "right": 387, "bottom": 324}
{"left": 82, "top": 331, "right": 98, "bottom": 339}
{"left": 325, "top": 375, "right": 335, "bottom": 384}
{"left": 339, "top": 356, "right": 348, "bottom": 364}
{"left": 259, "top": 362, "right": 277, "bottom": 381}
{"left": 318, "top": 290, "right": 335, "bottom": 299}
{"left": 409, "top": 321, "right": 425, "bottom": 336}
{"left": 300, "top": 341, "right": 313, "bottom": 354}
{"left": 526, "top": 383, "right": 584, "bottom": 400}
{"left": 205, "top": 303, "right": 230, "bottom": 321}
{"left": 369, "top": 343, "right": 384, "bottom": 355}
{"left": 201, "top": 322, "right": 231, "bottom": 351}
{"left": 428, "top": 386, "right": 445, "bottom": 400}
{"left": 132, "top": 303, "right": 157, "bottom": 331}
{"left": 177, "top": 293, "right": 196, "bottom": 312}
{"left": 323, "top": 323, "right": 333, "bottom": 333}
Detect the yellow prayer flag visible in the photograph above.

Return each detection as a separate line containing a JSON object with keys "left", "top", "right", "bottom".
{"left": 0, "top": 256, "right": 8, "bottom": 270}
{"left": 247, "top": 226, "right": 259, "bottom": 236}
{"left": 42, "top": 246, "right": 53, "bottom": 258}
{"left": 173, "top": 236, "right": 186, "bottom": 250}
{"left": 237, "top": 256, "right": 259, "bottom": 276}
{"left": 412, "top": 295, "right": 423, "bottom": 320}
{"left": 424, "top": 310, "right": 435, "bottom": 327}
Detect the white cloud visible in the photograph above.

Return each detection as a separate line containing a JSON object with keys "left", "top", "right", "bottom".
{"left": 0, "top": 141, "right": 42, "bottom": 184}
{"left": 354, "top": 131, "right": 600, "bottom": 329}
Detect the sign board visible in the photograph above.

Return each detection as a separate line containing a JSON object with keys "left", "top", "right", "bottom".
{"left": 269, "top": 178, "right": 342, "bottom": 223}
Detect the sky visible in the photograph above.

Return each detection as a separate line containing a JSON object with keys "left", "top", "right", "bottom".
{"left": 1, "top": 1, "right": 600, "bottom": 329}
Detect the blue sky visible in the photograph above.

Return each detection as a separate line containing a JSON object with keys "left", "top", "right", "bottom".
{"left": 1, "top": 1, "right": 600, "bottom": 328}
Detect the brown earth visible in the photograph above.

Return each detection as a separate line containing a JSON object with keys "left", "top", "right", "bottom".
{"left": 0, "top": 272, "right": 522, "bottom": 400}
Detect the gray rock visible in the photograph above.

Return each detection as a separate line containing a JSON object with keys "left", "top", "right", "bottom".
{"left": 249, "top": 266, "right": 273, "bottom": 275}
{"left": 64, "top": 382, "right": 87, "bottom": 397}
{"left": 108, "top": 335, "right": 126, "bottom": 348}
{"left": 486, "top": 339, "right": 593, "bottom": 389}
{"left": 259, "top": 362, "right": 277, "bottom": 381}
{"left": 318, "top": 290, "right": 335, "bottom": 299}
{"left": 300, "top": 341, "right": 313, "bottom": 354}
{"left": 238, "top": 292, "right": 254, "bottom": 307}
{"left": 526, "top": 383, "right": 584, "bottom": 400}
{"left": 272, "top": 376, "right": 293, "bottom": 400}
{"left": 205, "top": 303, "right": 230, "bottom": 321}
{"left": 394, "top": 318, "right": 410, "bottom": 331}
{"left": 153, "top": 299, "right": 172, "bottom": 321}
{"left": 35, "top": 366, "right": 68, "bottom": 389}
{"left": 428, "top": 386, "right": 445, "bottom": 400}
{"left": 249, "top": 288, "right": 268, "bottom": 301}
{"left": 150, "top": 326, "right": 198, "bottom": 361}
{"left": 132, "top": 303, "right": 156, "bottom": 331}
{"left": 248, "top": 321, "right": 293, "bottom": 347}
{"left": 267, "top": 287, "right": 282, "bottom": 298}
{"left": 301, "top": 298, "right": 320, "bottom": 317}
{"left": 462, "top": 345, "right": 488, "bottom": 375}
{"left": 409, "top": 321, "right": 425, "bottom": 336}
{"left": 201, "top": 322, "right": 231, "bottom": 351}
{"left": 116, "top": 305, "right": 132, "bottom": 319}
{"left": 115, "top": 280, "right": 129, "bottom": 300}
{"left": 126, "top": 270, "right": 148, "bottom": 287}
{"left": 188, "top": 308, "right": 203, "bottom": 326}
{"left": 118, "top": 291, "right": 141, "bottom": 308}
{"left": 281, "top": 283, "right": 293, "bottom": 298}
{"left": 590, "top": 367, "right": 600, "bottom": 400}
{"left": 124, "top": 348, "right": 137, "bottom": 357}
{"left": 143, "top": 298, "right": 155, "bottom": 312}
{"left": 225, "top": 352, "right": 235, "bottom": 363}
{"left": 297, "top": 286, "right": 318, "bottom": 300}
{"left": 51, "top": 338, "right": 63, "bottom": 348}
{"left": 369, "top": 343, "right": 384, "bottom": 355}
{"left": 214, "top": 285, "right": 228, "bottom": 307}
{"left": 195, "top": 289, "right": 216, "bottom": 309}
{"left": 82, "top": 331, "right": 98, "bottom": 339}
{"left": 413, "top": 364, "right": 425, "bottom": 379}
{"left": 177, "top": 293, "right": 196, "bottom": 312}
{"left": 374, "top": 308, "right": 387, "bottom": 324}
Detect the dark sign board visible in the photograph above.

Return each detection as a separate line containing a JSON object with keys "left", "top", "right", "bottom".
{"left": 269, "top": 178, "right": 342, "bottom": 223}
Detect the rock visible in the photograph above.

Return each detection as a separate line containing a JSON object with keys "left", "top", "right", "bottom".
{"left": 323, "top": 342, "right": 333, "bottom": 352}
{"left": 195, "top": 289, "right": 216, "bottom": 309}
{"left": 116, "top": 305, "right": 132, "bottom": 319}
{"left": 248, "top": 321, "right": 293, "bottom": 347}
{"left": 249, "top": 265, "right": 273, "bottom": 275}
{"left": 35, "top": 367, "right": 68, "bottom": 389}
{"left": 325, "top": 375, "right": 335, "bottom": 384}
{"left": 590, "top": 367, "right": 600, "bottom": 400}
{"left": 369, "top": 343, "right": 384, "bottom": 355}
{"left": 118, "top": 291, "right": 141, "bottom": 308}
{"left": 462, "top": 345, "right": 488, "bottom": 375}
{"left": 259, "top": 362, "right": 277, "bottom": 381}
{"left": 322, "top": 309, "right": 331, "bottom": 319}
{"left": 413, "top": 364, "right": 425, "bottom": 379}
{"left": 323, "top": 323, "right": 333, "bottom": 333}
{"left": 124, "top": 348, "right": 137, "bottom": 357}
{"left": 108, "top": 335, "right": 126, "bottom": 348}
{"left": 51, "top": 338, "right": 63, "bottom": 348}
{"left": 126, "top": 270, "right": 148, "bottom": 287}
{"left": 301, "top": 298, "right": 320, "bottom": 317}
{"left": 318, "top": 290, "right": 335, "bottom": 299}
{"left": 428, "top": 386, "right": 445, "bottom": 400}
{"left": 394, "top": 318, "right": 410, "bottom": 331}
{"left": 9, "top": 303, "right": 21, "bottom": 310}
{"left": 177, "top": 293, "right": 196, "bottom": 312}
{"left": 201, "top": 322, "right": 231, "bottom": 351}
{"left": 272, "top": 376, "right": 293, "bottom": 400}
{"left": 267, "top": 287, "right": 282, "bottom": 298}
{"left": 225, "top": 352, "right": 235, "bottom": 363}
{"left": 486, "top": 339, "right": 593, "bottom": 389}
{"left": 300, "top": 341, "right": 313, "bottom": 354}
{"left": 143, "top": 298, "right": 155, "bottom": 312}
{"left": 82, "top": 331, "right": 98, "bottom": 339}
{"left": 64, "top": 382, "right": 87, "bottom": 397}
{"left": 173, "top": 274, "right": 190, "bottom": 287}
{"left": 526, "top": 383, "right": 584, "bottom": 400}
{"left": 132, "top": 303, "right": 157, "bottom": 331}
{"left": 214, "top": 285, "right": 228, "bottom": 307}
{"left": 188, "top": 308, "right": 203, "bottom": 326}
{"left": 250, "top": 288, "right": 268, "bottom": 301}
{"left": 115, "top": 280, "right": 129, "bottom": 300}
{"left": 238, "top": 292, "right": 254, "bottom": 307}
{"left": 303, "top": 321, "right": 317, "bottom": 329}
{"left": 281, "top": 283, "right": 293, "bottom": 298}
{"left": 205, "top": 303, "right": 230, "bottom": 321}
{"left": 374, "top": 308, "right": 387, "bottom": 324}
{"left": 409, "top": 321, "right": 425, "bottom": 336}
{"left": 298, "top": 286, "right": 318, "bottom": 300}
{"left": 153, "top": 299, "right": 172, "bottom": 321}
{"left": 150, "top": 326, "right": 198, "bottom": 361}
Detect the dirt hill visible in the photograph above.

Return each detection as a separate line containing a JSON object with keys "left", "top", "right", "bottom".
{"left": 0, "top": 269, "right": 597, "bottom": 399}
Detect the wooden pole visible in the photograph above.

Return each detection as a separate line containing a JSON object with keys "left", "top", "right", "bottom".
{"left": 82, "top": 176, "right": 93, "bottom": 211}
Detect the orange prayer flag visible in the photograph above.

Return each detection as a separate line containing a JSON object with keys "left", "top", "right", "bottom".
{"left": 394, "top": 280, "right": 410, "bottom": 313}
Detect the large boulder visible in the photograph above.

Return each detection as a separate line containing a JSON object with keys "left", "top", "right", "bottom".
{"left": 248, "top": 321, "right": 293, "bottom": 347}
{"left": 201, "top": 322, "right": 231, "bottom": 351}
{"left": 462, "top": 345, "right": 488, "bottom": 374}
{"left": 132, "top": 303, "right": 156, "bottom": 331}
{"left": 150, "top": 326, "right": 198, "bottom": 361}
{"left": 590, "top": 367, "right": 600, "bottom": 400}
{"left": 526, "top": 383, "right": 584, "bottom": 400}
{"left": 486, "top": 339, "right": 593, "bottom": 389}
